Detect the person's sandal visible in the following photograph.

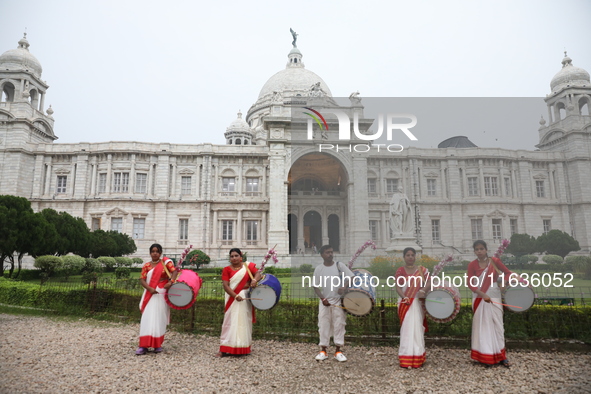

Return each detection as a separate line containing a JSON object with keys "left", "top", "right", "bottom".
{"left": 135, "top": 347, "right": 147, "bottom": 355}
{"left": 153, "top": 347, "right": 163, "bottom": 353}
{"left": 499, "top": 359, "right": 511, "bottom": 368}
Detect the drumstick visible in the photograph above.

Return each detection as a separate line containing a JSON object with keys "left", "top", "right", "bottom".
{"left": 491, "top": 300, "right": 522, "bottom": 309}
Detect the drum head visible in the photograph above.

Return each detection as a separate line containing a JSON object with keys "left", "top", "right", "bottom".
{"left": 167, "top": 282, "right": 193, "bottom": 307}
{"left": 503, "top": 286, "right": 535, "bottom": 312}
{"left": 250, "top": 285, "right": 277, "bottom": 310}
{"left": 342, "top": 290, "right": 373, "bottom": 316}
{"left": 424, "top": 289, "right": 455, "bottom": 320}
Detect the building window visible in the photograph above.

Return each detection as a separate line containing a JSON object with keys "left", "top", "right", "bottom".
{"left": 56, "top": 176, "right": 67, "bottom": 193}
{"left": 543, "top": 219, "right": 551, "bottom": 234}
{"left": 536, "top": 180, "right": 545, "bottom": 198}
{"left": 133, "top": 218, "right": 145, "bottom": 239}
{"left": 504, "top": 177, "right": 511, "bottom": 197}
{"left": 427, "top": 179, "right": 437, "bottom": 196}
{"left": 246, "top": 220, "right": 258, "bottom": 241}
{"left": 222, "top": 177, "right": 235, "bottom": 192}
{"left": 98, "top": 173, "right": 107, "bottom": 193}
{"left": 385, "top": 179, "right": 398, "bottom": 194}
{"left": 111, "top": 217, "right": 123, "bottom": 233}
{"left": 181, "top": 176, "right": 191, "bottom": 195}
{"left": 246, "top": 177, "right": 259, "bottom": 192}
{"left": 510, "top": 218, "right": 518, "bottom": 235}
{"left": 484, "top": 176, "right": 498, "bottom": 196}
{"left": 367, "top": 178, "right": 377, "bottom": 194}
{"left": 492, "top": 219, "right": 502, "bottom": 241}
{"left": 471, "top": 219, "right": 483, "bottom": 240}
{"left": 431, "top": 219, "right": 440, "bottom": 242}
{"left": 113, "top": 172, "right": 129, "bottom": 193}
{"left": 468, "top": 177, "right": 479, "bottom": 196}
{"left": 222, "top": 220, "right": 233, "bottom": 240}
{"left": 369, "top": 220, "right": 379, "bottom": 241}
{"left": 135, "top": 173, "right": 147, "bottom": 193}
{"left": 91, "top": 218, "right": 101, "bottom": 231}
{"left": 179, "top": 218, "right": 189, "bottom": 240}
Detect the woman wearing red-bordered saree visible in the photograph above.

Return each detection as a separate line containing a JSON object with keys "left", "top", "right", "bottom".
{"left": 395, "top": 247, "right": 429, "bottom": 368}
{"left": 216, "top": 248, "right": 262, "bottom": 356}
{"left": 467, "top": 240, "right": 513, "bottom": 367}
{"left": 137, "top": 243, "right": 178, "bottom": 355}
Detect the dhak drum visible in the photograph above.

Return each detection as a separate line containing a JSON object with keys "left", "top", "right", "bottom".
{"left": 165, "top": 269, "right": 202, "bottom": 310}
{"left": 249, "top": 274, "right": 282, "bottom": 310}
{"left": 342, "top": 269, "right": 376, "bottom": 317}
{"left": 422, "top": 282, "right": 461, "bottom": 323}
{"left": 502, "top": 284, "right": 535, "bottom": 313}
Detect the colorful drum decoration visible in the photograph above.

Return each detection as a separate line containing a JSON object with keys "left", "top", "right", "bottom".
{"left": 165, "top": 269, "right": 202, "bottom": 310}
{"left": 422, "top": 285, "right": 461, "bottom": 323}
{"left": 341, "top": 269, "right": 376, "bottom": 317}
{"left": 249, "top": 274, "right": 282, "bottom": 310}
{"left": 502, "top": 284, "right": 535, "bottom": 313}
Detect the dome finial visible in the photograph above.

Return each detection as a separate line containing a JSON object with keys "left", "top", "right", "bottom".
{"left": 18, "top": 31, "right": 30, "bottom": 51}
{"left": 237, "top": 110, "right": 242, "bottom": 119}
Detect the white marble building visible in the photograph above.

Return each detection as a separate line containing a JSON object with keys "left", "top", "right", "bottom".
{"left": 1, "top": 34, "right": 590, "bottom": 261}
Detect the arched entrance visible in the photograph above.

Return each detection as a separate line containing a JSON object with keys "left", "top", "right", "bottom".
{"left": 288, "top": 214, "right": 298, "bottom": 253}
{"left": 328, "top": 214, "right": 340, "bottom": 252}
{"left": 304, "top": 211, "right": 322, "bottom": 252}
{"left": 287, "top": 152, "right": 349, "bottom": 254}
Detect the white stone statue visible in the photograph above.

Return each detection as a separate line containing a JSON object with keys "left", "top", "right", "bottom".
{"left": 389, "top": 187, "right": 414, "bottom": 237}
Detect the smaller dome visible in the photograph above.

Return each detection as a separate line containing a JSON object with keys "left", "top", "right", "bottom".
{"left": 226, "top": 111, "right": 250, "bottom": 132}
{"left": 550, "top": 53, "right": 590, "bottom": 92}
{"left": 438, "top": 136, "right": 477, "bottom": 148}
{"left": 0, "top": 33, "right": 43, "bottom": 77}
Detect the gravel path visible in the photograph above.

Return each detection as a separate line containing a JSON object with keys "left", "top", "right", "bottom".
{"left": 1, "top": 314, "right": 590, "bottom": 393}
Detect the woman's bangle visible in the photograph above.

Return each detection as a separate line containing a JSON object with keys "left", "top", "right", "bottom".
{"left": 235, "top": 294, "right": 239, "bottom": 299}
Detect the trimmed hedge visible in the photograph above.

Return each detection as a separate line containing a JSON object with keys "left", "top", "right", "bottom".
{"left": 1, "top": 277, "right": 590, "bottom": 344}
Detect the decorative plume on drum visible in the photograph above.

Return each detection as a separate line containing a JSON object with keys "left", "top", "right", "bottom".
{"left": 259, "top": 244, "right": 279, "bottom": 273}
{"left": 347, "top": 240, "right": 377, "bottom": 269}
{"left": 431, "top": 255, "right": 454, "bottom": 277}
{"left": 176, "top": 244, "right": 193, "bottom": 269}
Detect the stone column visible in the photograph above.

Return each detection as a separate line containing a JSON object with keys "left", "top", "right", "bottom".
{"left": 130, "top": 154, "right": 136, "bottom": 195}
{"left": 261, "top": 210, "right": 267, "bottom": 246}
{"left": 236, "top": 209, "right": 242, "bottom": 247}
{"left": 212, "top": 210, "right": 218, "bottom": 246}
{"left": 74, "top": 154, "right": 89, "bottom": 198}
{"left": 106, "top": 154, "right": 113, "bottom": 196}
{"left": 44, "top": 161, "right": 52, "bottom": 196}
{"left": 31, "top": 154, "right": 45, "bottom": 198}
{"left": 478, "top": 159, "right": 485, "bottom": 197}
{"left": 90, "top": 158, "right": 97, "bottom": 196}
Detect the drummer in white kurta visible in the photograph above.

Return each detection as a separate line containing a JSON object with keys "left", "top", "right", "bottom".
{"left": 312, "top": 245, "right": 354, "bottom": 362}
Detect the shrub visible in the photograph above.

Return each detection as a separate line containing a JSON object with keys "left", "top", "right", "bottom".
{"left": 565, "top": 256, "right": 591, "bottom": 273}
{"left": 263, "top": 266, "right": 276, "bottom": 275}
{"left": 187, "top": 250, "right": 211, "bottom": 270}
{"left": 132, "top": 257, "right": 144, "bottom": 266}
{"left": 82, "top": 258, "right": 103, "bottom": 284}
{"left": 520, "top": 255, "right": 538, "bottom": 264}
{"left": 60, "top": 255, "right": 86, "bottom": 280}
{"left": 416, "top": 254, "right": 438, "bottom": 272}
{"left": 368, "top": 256, "right": 399, "bottom": 279}
{"left": 542, "top": 254, "right": 563, "bottom": 264}
{"left": 97, "top": 257, "right": 116, "bottom": 272}
{"left": 34, "top": 255, "right": 63, "bottom": 281}
{"left": 115, "top": 267, "right": 131, "bottom": 279}
{"left": 299, "top": 264, "right": 313, "bottom": 274}
{"left": 114, "top": 257, "right": 133, "bottom": 267}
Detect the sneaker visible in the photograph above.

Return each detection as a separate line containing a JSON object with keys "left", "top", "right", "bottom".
{"left": 153, "top": 347, "right": 163, "bottom": 353}
{"left": 315, "top": 351, "right": 328, "bottom": 361}
{"left": 334, "top": 351, "right": 347, "bottom": 362}
{"left": 135, "top": 347, "right": 147, "bottom": 355}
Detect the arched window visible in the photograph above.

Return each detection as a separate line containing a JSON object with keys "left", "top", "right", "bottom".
{"left": 579, "top": 98, "right": 590, "bottom": 116}
{"left": 556, "top": 102, "right": 567, "bottom": 120}
{"left": 1, "top": 82, "right": 16, "bottom": 102}
{"left": 236, "top": 139, "right": 242, "bottom": 145}
{"left": 228, "top": 139, "right": 233, "bottom": 144}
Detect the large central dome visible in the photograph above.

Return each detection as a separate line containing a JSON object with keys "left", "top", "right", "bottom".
{"left": 256, "top": 47, "right": 332, "bottom": 101}
{"left": 0, "top": 34, "right": 43, "bottom": 78}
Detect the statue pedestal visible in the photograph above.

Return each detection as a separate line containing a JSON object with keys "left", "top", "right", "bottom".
{"left": 385, "top": 236, "right": 422, "bottom": 255}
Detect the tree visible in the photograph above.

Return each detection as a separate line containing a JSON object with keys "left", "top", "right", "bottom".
{"left": 38, "top": 209, "right": 91, "bottom": 256}
{"left": 108, "top": 231, "right": 137, "bottom": 256}
{"left": 536, "top": 230, "right": 580, "bottom": 258}
{"left": 506, "top": 233, "right": 537, "bottom": 257}
{"left": 87, "top": 230, "right": 117, "bottom": 257}
{"left": 186, "top": 249, "right": 211, "bottom": 270}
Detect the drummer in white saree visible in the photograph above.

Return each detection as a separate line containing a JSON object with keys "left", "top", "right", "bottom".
{"left": 136, "top": 243, "right": 178, "bottom": 355}
{"left": 467, "top": 240, "right": 513, "bottom": 368}
{"left": 395, "top": 247, "right": 429, "bottom": 368}
{"left": 217, "top": 248, "right": 262, "bottom": 357}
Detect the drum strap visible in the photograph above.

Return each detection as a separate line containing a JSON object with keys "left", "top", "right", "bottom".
{"left": 161, "top": 258, "right": 172, "bottom": 279}
{"left": 244, "top": 262, "right": 254, "bottom": 280}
